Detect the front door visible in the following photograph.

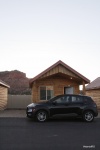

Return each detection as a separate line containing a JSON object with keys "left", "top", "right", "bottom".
{"left": 64, "top": 87, "right": 74, "bottom": 94}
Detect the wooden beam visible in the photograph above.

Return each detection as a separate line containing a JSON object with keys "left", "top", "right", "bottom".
{"left": 82, "top": 81, "right": 86, "bottom": 95}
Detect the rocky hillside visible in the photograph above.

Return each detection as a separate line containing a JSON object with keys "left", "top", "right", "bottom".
{"left": 0, "top": 70, "right": 31, "bottom": 95}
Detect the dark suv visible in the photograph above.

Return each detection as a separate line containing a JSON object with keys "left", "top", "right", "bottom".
{"left": 26, "top": 94, "right": 98, "bottom": 122}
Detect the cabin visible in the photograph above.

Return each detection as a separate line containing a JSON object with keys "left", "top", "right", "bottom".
{"left": 0, "top": 80, "right": 10, "bottom": 110}
{"left": 29, "top": 60, "right": 90, "bottom": 102}
{"left": 86, "top": 77, "right": 100, "bottom": 110}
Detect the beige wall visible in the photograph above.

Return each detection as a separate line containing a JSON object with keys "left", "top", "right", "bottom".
{"left": 0, "top": 85, "right": 8, "bottom": 110}
{"left": 7, "top": 95, "right": 31, "bottom": 109}
{"left": 32, "top": 77, "right": 80, "bottom": 102}
{"left": 86, "top": 89, "right": 100, "bottom": 110}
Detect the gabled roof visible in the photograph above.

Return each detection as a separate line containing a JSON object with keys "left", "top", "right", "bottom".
{"left": 86, "top": 77, "right": 100, "bottom": 90}
{"left": 29, "top": 60, "right": 90, "bottom": 87}
{"left": 0, "top": 79, "right": 10, "bottom": 88}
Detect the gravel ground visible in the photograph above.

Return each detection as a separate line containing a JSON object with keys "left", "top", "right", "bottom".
{"left": 0, "top": 109, "right": 100, "bottom": 118}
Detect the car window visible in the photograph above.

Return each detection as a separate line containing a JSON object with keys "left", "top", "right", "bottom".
{"left": 65, "top": 96, "right": 71, "bottom": 103}
{"left": 54, "top": 98, "right": 62, "bottom": 103}
{"left": 71, "top": 96, "right": 83, "bottom": 103}
{"left": 54, "top": 96, "right": 70, "bottom": 103}
{"left": 54, "top": 95, "right": 83, "bottom": 104}
{"left": 84, "top": 97, "right": 93, "bottom": 103}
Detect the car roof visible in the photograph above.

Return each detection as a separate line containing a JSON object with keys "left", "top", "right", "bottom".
{"left": 56, "top": 94, "right": 83, "bottom": 96}
{"left": 54, "top": 94, "right": 91, "bottom": 98}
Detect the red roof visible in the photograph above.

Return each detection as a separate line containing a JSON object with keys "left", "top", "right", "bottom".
{"left": 29, "top": 60, "right": 90, "bottom": 87}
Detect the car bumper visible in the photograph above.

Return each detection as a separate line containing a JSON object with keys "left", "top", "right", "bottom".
{"left": 27, "top": 112, "right": 34, "bottom": 118}
{"left": 93, "top": 107, "right": 98, "bottom": 117}
{"left": 94, "top": 111, "right": 98, "bottom": 117}
{"left": 26, "top": 107, "right": 35, "bottom": 118}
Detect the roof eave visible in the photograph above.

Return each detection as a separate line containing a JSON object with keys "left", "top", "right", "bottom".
{"left": 86, "top": 86, "right": 100, "bottom": 91}
{"left": 0, "top": 80, "right": 10, "bottom": 88}
{"left": 29, "top": 60, "right": 90, "bottom": 87}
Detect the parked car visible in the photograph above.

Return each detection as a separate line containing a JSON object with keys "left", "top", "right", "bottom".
{"left": 26, "top": 94, "right": 98, "bottom": 122}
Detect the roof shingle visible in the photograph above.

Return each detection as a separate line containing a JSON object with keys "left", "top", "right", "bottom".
{"left": 86, "top": 77, "right": 100, "bottom": 90}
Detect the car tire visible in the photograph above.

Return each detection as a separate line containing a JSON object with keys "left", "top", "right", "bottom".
{"left": 83, "top": 111, "right": 94, "bottom": 122}
{"left": 36, "top": 110, "right": 48, "bottom": 122}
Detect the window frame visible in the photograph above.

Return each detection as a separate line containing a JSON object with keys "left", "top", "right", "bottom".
{"left": 39, "top": 86, "right": 53, "bottom": 100}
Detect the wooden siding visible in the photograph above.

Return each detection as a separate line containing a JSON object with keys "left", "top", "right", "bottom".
{"left": 86, "top": 89, "right": 100, "bottom": 110}
{"left": 40, "top": 65, "right": 80, "bottom": 80}
{"left": 32, "top": 76, "right": 80, "bottom": 102}
{"left": 0, "top": 85, "right": 8, "bottom": 110}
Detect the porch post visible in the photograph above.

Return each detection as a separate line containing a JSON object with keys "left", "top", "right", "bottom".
{"left": 82, "top": 81, "right": 86, "bottom": 95}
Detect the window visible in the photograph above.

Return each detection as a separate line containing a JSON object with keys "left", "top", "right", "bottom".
{"left": 40, "top": 86, "right": 53, "bottom": 100}
{"left": 66, "top": 96, "right": 71, "bottom": 103}
{"left": 54, "top": 96, "right": 71, "bottom": 104}
{"left": 54, "top": 96, "right": 65, "bottom": 103}
{"left": 64, "top": 87, "right": 74, "bottom": 94}
{"left": 71, "top": 96, "right": 82, "bottom": 103}
{"left": 84, "top": 97, "right": 93, "bottom": 104}
{"left": 72, "top": 96, "right": 77, "bottom": 102}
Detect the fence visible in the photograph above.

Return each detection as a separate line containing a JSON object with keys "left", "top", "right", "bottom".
{"left": 7, "top": 95, "right": 32, "bottom": 109}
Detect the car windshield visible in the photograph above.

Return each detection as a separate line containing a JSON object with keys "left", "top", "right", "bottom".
{"left": 48, "top": 95, "right": 61, "bottom": 102}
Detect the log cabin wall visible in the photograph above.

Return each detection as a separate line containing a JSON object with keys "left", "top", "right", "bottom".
{"left": 86, "top": 89, "right": 100, "bottom": 110}
{"left": 0, "top": 85, "right": 8, "bottom": 110}
{"left": 32, "top": 76, "right": 80, "bottom": 102}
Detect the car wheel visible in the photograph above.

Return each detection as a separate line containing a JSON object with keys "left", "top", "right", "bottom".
{"left": 36, "top": 110, "right": 48, "bottom": 122}
{"left": 83, "top": 111, "right": 94, "bottom": 122}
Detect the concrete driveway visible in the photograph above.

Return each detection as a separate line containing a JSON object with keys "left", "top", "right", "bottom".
{"left": 0, "top": 109, "right": 26, "bottom": 118}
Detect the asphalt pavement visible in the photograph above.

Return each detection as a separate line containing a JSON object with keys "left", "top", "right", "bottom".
{"left": 0, "top": 117, "right": 100, "bottom": 150}
{"left": 0, "top": 109, "right": 100, "bottom": 150}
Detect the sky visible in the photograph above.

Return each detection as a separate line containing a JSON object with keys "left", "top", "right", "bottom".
{"left": 0, "top": 0, "right": 100, "bottom": 82}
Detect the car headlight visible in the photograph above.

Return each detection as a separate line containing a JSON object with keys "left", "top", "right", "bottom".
{"left": 27, "top": 108, "right": 33, "bottom": 112}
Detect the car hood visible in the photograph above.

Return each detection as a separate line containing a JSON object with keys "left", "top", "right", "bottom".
{"left": 27, "top": 103, "right": 36, "bottom": 107}
{"left": 27, "top": 101, "right": 48, "bottom": 107}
